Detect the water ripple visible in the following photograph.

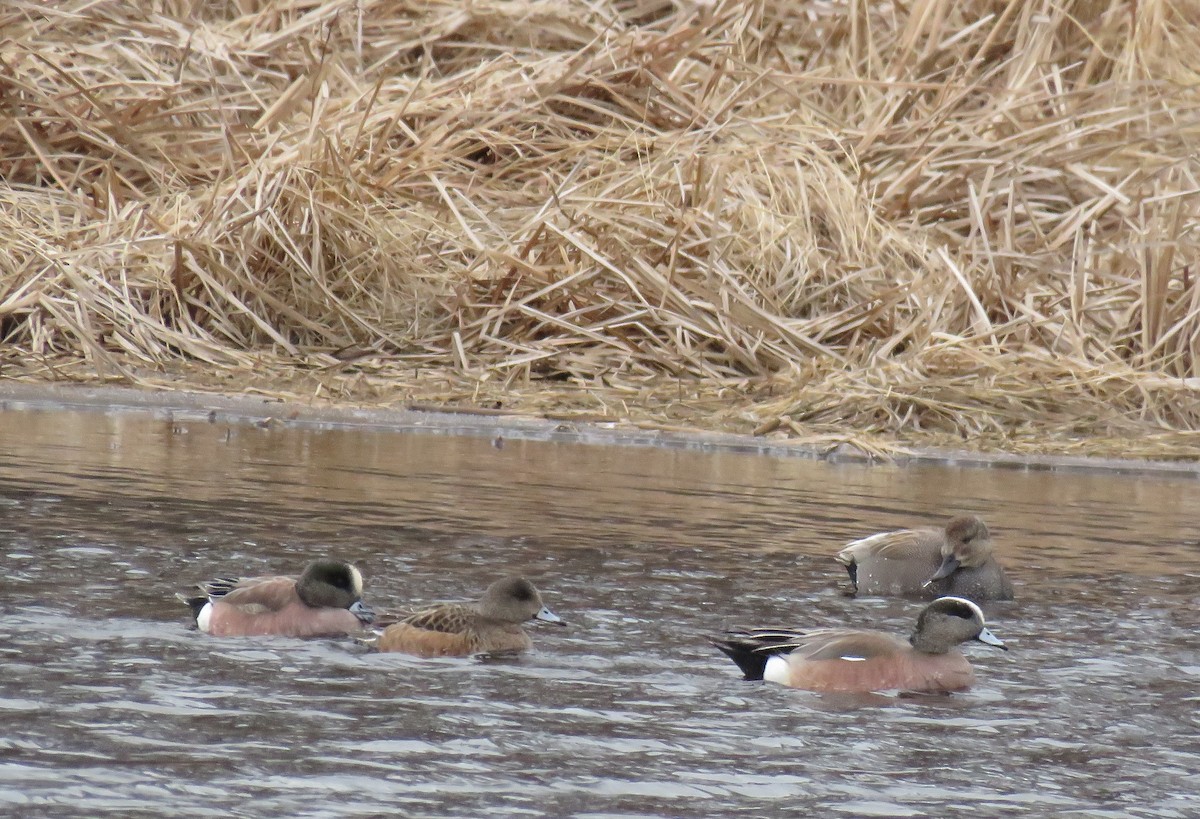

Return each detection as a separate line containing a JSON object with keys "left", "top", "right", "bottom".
{"left": 0, "top": 408, "right": 1197, "bottom": 816}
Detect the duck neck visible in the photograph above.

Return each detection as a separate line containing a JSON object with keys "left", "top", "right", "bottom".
{"left": 908, "top": 631, "right": 951, "bottom": 655}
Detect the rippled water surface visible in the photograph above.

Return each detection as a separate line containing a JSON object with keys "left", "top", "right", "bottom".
{"left": 1, "top": 402, "right": 1198, "bottom": 818}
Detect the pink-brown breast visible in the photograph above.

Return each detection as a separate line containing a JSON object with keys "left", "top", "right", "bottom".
{"left": 376, "top": 622, "right": 479, "bottom": 657}
{"left": 376, "top": 621, "right": 532, "bottom": 657}
{"left": 206, "top": 577, "right": 364, "bottom": 638}
{"left": 786, "top": 649, "right": 976, "bottom": 693}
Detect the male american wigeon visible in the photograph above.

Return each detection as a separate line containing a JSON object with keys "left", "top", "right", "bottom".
{"left": 374, "top": 576, "right": 563, "bottom": 657}
{"left": 178, "top": 558, "right": 376, "bottom": 638}
{"left": 834, "top": 515, "right": 1014, "bottom": 601}
{"left": 711, "top": 596, "right": 1007, "bottom": 694}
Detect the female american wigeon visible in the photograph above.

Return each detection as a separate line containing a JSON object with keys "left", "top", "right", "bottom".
{"left": 834, "top": 515, "right": 1014, "bottom": 601}
{"left": 178, "top": 558, "right": 376, "bottom": 638}
{"left": 375, "top": 576, "right": 563, "bottom": 657}
{"left": 711, "top": 596, "right": 1007, "bottom": 694}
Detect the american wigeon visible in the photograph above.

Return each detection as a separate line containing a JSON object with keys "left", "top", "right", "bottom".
{"left": 375, "top": 576, "right": 563, "bottom": 657}
{"left": 178, "top": 558, "right": 375, "bottom": 637}
{"left": 834, "top": 515, "right": 1014, "bottom": 601}
{"left": 711, "top": 596, "right": 1007, "bottom": 694}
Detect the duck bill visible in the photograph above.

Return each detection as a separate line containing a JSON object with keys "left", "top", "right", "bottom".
{"left": 976, "top": 627, "right": 1007, "bottom": 650}
{"left": 926, "top": 554, "right": 961, "bottom": 583}
{"left": 534, "top": 605, "right": 565, "bottom": 626}
{"left": 350, "top": 600, "right": 376, "bottom": 625}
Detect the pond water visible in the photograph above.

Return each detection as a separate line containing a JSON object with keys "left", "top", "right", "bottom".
{"left": 0, "top": 400, "right": 1198, "bottom": 817}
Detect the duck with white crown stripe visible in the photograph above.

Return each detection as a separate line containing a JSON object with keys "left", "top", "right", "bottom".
{"left": 178, "top": 558, "right": 375, "bottom": 638}
{"left": 711, "top": 597, "right": 1007, "bottom": 694}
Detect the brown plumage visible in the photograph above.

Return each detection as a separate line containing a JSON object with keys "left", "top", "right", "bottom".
{"left": 711, "top": 596, "right": 1008, "bottom": 694}
{"left": 178, "top": 559, "right": 375, "bottom": 638}
{"left": 834, "top": 515, "right": 1013, "bottom": 601}
{"left": 375, "top": 576, "right": 563, "bottom": 657}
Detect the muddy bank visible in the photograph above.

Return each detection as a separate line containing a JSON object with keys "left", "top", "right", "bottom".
{"left": 2, "top": 378, "right": 1197, "bottom": 479}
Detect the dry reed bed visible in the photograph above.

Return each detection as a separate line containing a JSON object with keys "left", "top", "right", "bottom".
{"left": 2, "top": 0, "right": 1200, "bottom": 457}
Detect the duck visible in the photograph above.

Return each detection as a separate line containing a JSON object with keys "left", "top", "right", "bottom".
{"left": 178, "top": 558, "right": 375, "bottom": 638}
{"left": 834, "top": 515, "right": 1014, "bottom": 601}
{"left": 711, "top": 596, "right": 1007, "bottom": 693}
{"left": 374, "top": 576, "right": 563, "bottom": 657}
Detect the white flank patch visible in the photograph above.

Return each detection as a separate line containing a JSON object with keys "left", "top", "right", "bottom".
{"left": 840, "top": 656, "right": 867, "bottom": 662}
{"left": 197, "top": 601, "right": 213, "bottom": 633}
{"left": 763, "top": 655, "right": 791, "bottom": 686}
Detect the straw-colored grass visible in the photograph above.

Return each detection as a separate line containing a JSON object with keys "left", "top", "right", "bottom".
{"left": 3, "top": 0, "right": 1200, "bottom": 458}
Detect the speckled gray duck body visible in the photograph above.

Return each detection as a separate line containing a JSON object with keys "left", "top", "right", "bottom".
{"left": 835, "top": 515, "right": 1013, "bottom": 601}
